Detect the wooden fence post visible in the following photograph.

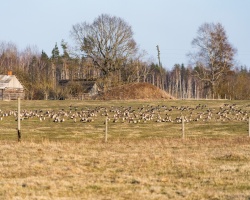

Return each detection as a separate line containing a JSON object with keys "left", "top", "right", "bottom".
{"left": 17, "top": 97, "right": 21, "bottom": 142}
{"left": 182, "top": 115, "right": 185, "bottom": 139}
{"left": 249, "top": 117, "right": 250, "bottom": 137}
{"left": 105, "top": 117, "right": 108, "bottom": 142}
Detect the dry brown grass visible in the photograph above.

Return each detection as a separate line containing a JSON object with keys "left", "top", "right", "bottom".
{"left": 1, "top": 137, "right": 250, "bottom": 199}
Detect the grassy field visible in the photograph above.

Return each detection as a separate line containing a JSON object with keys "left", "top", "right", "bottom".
{"left": 1, "top": 99, "right": 250, "bottom": 199}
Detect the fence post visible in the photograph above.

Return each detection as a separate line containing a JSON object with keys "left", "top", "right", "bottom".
{"left": 249, "top": 117, "right": 250, "bottom": 137}
{"left": 182, "top": 115, "right": 185, "bottom": 139}
{"left": 105, "top": 117, "right": 108, "bottom": 142}
{"left": 17, "top": 97, "right": 21, "bottom": 142}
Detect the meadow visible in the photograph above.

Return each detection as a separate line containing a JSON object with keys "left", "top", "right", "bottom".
{"left": 1, "top": 99, "right": 250, "bottom": 199}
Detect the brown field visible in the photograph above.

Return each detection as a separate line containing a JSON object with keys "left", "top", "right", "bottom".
{"left": 1, "top": 100, "right": 250, "bottom": 199}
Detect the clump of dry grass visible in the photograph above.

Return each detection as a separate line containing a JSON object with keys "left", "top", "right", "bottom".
{"left": 1, "top": 137, "right": 250, "bottom": 199}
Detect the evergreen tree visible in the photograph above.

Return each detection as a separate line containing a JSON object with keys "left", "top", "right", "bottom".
{"left": 51, "top": 43, "right": 60, "bottom": 62}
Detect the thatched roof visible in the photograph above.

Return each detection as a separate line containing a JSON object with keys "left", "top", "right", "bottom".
{"left": 59, "top": 80, "right": 99, "bottom": 94}
{"left": 81, "top": 81, "right": 97, "bottom": 93}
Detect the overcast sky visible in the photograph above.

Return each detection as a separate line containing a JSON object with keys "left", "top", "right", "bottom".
{"left": 1, "top": 0, "right": 249, "bottom": 70}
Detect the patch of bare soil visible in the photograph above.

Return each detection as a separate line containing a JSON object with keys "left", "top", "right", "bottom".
{"left": 94, "top": 82, "right": 175, "bottom": 100}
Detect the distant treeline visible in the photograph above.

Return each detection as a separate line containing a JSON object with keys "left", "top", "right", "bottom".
{"left": 0, "top": 41, "right": 249, "bottom": 100}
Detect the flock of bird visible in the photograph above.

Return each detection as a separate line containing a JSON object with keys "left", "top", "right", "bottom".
{"left": 0, "top": 103, "right": 249, "bottom": 125}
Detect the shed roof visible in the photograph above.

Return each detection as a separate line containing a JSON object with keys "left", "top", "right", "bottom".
{"left": 59, "top": 80, "right": 100, "bottom": 94}
{"left": 81, "top": 81, "right": 97, "bottom": 93}
{"left": 0, "top": 75, "right": 24, "bottom": 90}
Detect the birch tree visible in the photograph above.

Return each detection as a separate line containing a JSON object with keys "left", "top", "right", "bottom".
{"left": 189, "top": 22, "right": 237, "bottom": 97}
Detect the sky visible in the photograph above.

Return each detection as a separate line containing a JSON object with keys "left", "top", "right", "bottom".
{"left": 1, "top": 0, "right": 250, "bottom": 70}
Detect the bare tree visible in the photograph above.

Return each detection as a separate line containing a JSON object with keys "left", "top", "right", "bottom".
{"left": 188, "top": 22, "right": 237, "bottom": 98}
{"left": 70, "top": 14, "right": 138, "bottom": 90}
{"left": 0, "top": 41, "right": 19, "bottom": 73}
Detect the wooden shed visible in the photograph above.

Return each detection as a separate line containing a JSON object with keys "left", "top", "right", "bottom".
{"left": 59, "top": 80, "right": 100, "bottom": 99}
{"left": 0, "top": 73, "right": 25, "bottom": 100}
